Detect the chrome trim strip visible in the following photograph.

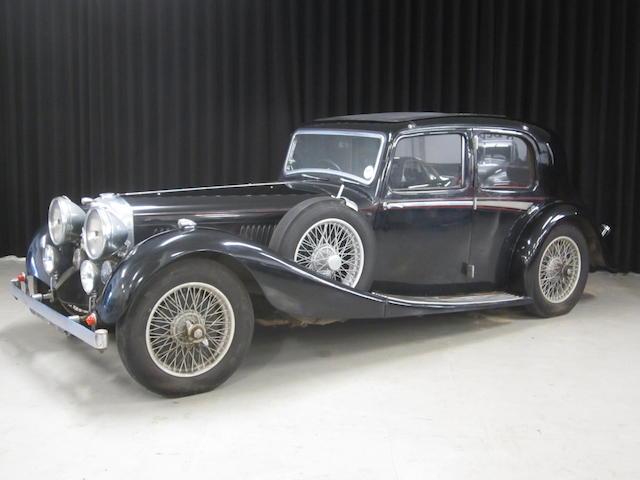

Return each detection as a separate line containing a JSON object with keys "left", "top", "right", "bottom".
{"left": 476, "top": 200, "right": 533, "bottom": 211}
{"left": 383, "top": 200, "right": 473, "bottom": 209}
{"left": 379, "top": 292, "right": 529, "bottom": 307}
{"left": 382, "top": 199, "right": 534, "bottom": 210}
{"left": 283, "top": 129, "right": 387, "bottom": 185}
{"left": 10, "top": 279, "right": 108, "bottom": 350}
{"left": 120, "top": 182, "right": 287, "bottom": 197}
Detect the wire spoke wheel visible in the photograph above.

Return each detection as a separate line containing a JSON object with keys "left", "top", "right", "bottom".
{"left": 294, "top": 218, "right": 364, "bottom": 287}
{"left": 145, "top": 282, "right": 235, "bottom": 377}
{"left": 538, "top": 236, "right": 581, "bottom": 303}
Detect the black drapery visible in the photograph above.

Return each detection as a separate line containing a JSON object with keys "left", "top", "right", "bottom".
{"left": 1, "top": 0, "right": 639, "bottom": 272}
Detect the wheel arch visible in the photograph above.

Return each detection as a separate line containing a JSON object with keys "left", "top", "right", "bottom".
{"left": 96, "top": 229, "right": 267, "bottom": 327}
{"left": 96, "top": 225, "right": 388, "bottom": 326}
{"left": 508, "top": 202, "right": 606, "bottom": 293}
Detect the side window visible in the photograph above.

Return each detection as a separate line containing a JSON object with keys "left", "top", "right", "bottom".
{"left": 388, "top": 133, "right": 463, "bottom": 190}
{"left": 477, "top": 133, "right": 534, "bottom": 189}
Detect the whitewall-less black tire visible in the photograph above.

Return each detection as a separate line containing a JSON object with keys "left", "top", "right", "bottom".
{"left": 525, "top": 224, "right": 589, "bottom": 317}
{"left": 116, "top": 258, "right": 254, "bottom": 397}
{"left": 269, "top": 198, "right": 376, "bottom": 291}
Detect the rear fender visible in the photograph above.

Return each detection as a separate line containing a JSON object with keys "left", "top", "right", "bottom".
{"left": 97, "top": 227, "right": 386, "bottom": 326}
{"left": 509, "top": 202, "right": 610, "bottom": 293}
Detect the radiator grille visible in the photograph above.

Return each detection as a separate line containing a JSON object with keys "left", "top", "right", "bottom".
{"left": 239, "top": 223, "right": 276, "bottom": 245}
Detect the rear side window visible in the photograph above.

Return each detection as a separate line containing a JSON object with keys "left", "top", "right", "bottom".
{"left": 388, "top": 133, "right": 464, "bottom": 190}
{"left": 477, "top": 133, "right": 534, "bottom": 189}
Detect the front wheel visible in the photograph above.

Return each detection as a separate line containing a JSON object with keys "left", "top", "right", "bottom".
{"left": 525, "top": 224, "right": 589, "bottom": 317}
{"left": 116, "top": 258, "right": 254, "bottom": 396}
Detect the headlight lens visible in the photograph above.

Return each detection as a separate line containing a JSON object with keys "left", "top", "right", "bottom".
{"left": 43, "top": 244, "right": 58, "bottom": 274}
{"left": 100, "top": 260, "right": 115, "bottom": 284}
{"left": 80, "top": 260, "right": 99, "bottom": 294}
{"left": 83, "top": 208, "right": 128, "bottom": 260}
{"left": 84, "top": 209, "right": 108, "bottom": 259}
{"left": 48, "top": 196, "right": 86, "bottom": 245}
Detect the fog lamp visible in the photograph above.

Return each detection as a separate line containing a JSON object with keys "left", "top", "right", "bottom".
{"left": 100, "top": 260, "right": 115, "bottom": 284}
{"left": 43, "top": 244, "right": 58, "bottom": 274}
{"left": 80, "top": 260, "right": 99, "bottom": 294}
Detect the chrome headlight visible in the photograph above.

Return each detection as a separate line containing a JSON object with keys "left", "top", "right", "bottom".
{"left": 48, "top": 196, "right": 86, "bottom": 245}
{"left": 43, "top": 244, "right": 58, "bottom": 274}
{"left": 80, "top": 260, "right": 99, "bottom": 294}
{"left": 100, "top": 260, "right": 115, "bottom": 284}
{"left": 83, "top": 208, "right": 128, "bottom": 260}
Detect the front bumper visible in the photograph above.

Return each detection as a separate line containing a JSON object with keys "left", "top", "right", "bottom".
{"left": 10, "top": 277, "right": 108, "bottom": 350}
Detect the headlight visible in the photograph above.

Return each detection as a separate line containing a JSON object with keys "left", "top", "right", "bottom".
{"left": 48, "top": 196, "right": 86, "bottom": 245}
{"left": 83, "top": 208, "right": 128, "bottom": 260}
{"left": 80, "top": 260, "right": 99, "bottom": 294}
{"left": 100, "top": 260, "right": 115, "bottom": 284}
{"left": 83, "top": 209, "right": 107, "bottom": 259}
{"left": 43, "top": 244, "right": 58, "bottom": 274}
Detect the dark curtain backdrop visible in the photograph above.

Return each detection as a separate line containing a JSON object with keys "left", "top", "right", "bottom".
{"left": 1, "top": 0, "right": 639, "bottom": 271}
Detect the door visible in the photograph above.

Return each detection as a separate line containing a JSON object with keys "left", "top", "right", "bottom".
{"left": 374, "top": 129, "right": 474, "bottom": 295}
{"left": 469, "top": 129, "right": 539, "bottom": 290}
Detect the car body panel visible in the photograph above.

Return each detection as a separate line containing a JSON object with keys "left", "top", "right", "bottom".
{"left": 95, "top": 227, "right": 534, "bottom": 326}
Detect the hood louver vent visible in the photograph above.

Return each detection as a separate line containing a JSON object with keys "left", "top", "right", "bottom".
{"left": 239, "top": 223, "right": 276, "bottom": 245}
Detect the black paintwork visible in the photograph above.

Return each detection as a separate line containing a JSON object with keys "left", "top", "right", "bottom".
{"left": 26, "top": 113, "right": 611, "bottom": 324}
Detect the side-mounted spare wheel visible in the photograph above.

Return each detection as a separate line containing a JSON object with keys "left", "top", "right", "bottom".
{"left": 524, "top": 223, "right": 589, "bottom": 317}
{"left": 116, "top": 258, "right": 254, "bottom": 397}
{"left": 269, "top": 198, "right": 376, "bottom": 291}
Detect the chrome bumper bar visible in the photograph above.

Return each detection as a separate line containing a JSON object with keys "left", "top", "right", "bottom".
{"left": 9, "top": 278, "right": 108, "bottom": 350}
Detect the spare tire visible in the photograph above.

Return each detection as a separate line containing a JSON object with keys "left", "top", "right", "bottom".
{"left": 269, "top": 198, "right": 376, "bottom": 291}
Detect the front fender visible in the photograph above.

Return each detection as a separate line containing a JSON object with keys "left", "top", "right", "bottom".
{"left": 509, "top": 202, "right": 610, "bottom": 292}
{"left": 26, "top": 226, "right": 52, "bottom": 285}
{"left": 97, "top": 227, "right": 387, "bottom": 325}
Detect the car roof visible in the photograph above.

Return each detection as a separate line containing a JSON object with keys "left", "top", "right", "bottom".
{"left": 305, "top": 112, "right": 552, "bottom": 142}
{"left": 316, "top": 112, "right": 506, "bottom": 123}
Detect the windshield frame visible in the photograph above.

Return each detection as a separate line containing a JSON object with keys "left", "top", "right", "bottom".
{"left": 283, "top": 129, "right": 387, "bottom": 185}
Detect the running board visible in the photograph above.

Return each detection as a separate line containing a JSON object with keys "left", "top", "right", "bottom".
{"left": 373, "top": 291, "right": 532, "bottom": 317}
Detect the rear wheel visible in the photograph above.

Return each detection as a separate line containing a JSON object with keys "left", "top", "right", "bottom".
{"left": 525, "top": 224, "right": 588, "bottom": 317}
{"left": 116, "top": 258, "right": 254, "bottom": 396}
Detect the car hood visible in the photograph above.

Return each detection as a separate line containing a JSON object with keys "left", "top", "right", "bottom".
{"left": 120, "top": 181, "right": 363, "bottom": 241}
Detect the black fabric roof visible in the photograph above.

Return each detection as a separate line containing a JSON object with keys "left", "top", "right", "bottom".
{"left": 315, "top": 112, "right": 507, "bottom": 123}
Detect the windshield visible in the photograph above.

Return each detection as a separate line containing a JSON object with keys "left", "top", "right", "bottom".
{"left": 284, "top": 130, "right": 386, "bottom": 184}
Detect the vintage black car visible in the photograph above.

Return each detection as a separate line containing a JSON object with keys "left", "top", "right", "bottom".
{"left": 11, "top": 112, "right": 611, "bottom": 396}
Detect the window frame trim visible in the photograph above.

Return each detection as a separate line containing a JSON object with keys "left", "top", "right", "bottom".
{"left": 473, "top": 127, "right": 539, "bottom": 193}
{"left": 385, "top": 130, "right": 468, "bottom": 194}
{"left": 283, "top": 128, "right": 387, "bottom": 186}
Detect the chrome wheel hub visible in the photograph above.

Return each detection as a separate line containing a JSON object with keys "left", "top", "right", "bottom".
{"left": 538, "top": 236, "right": 581, "bottom": 303}
{"left": 145, "top": 282, "right": 235, "bottom": 377}
{"left": 294, "top": 218, "right": 365, "bottom": 287}
{"left": 309, "top": 244, "right": 342, "bottom": 273}
{"left": 170, "top": 312, "right": 207, "bottom": 345}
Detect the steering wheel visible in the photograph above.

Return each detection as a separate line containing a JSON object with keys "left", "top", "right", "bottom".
{"left": 316, "top": 158, "right": 343, "bottom": 171}
{"left": 423, "top": 164, "right": 441, "bottom": 179}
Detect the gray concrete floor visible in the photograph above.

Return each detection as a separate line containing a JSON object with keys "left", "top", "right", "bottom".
{"left": 0, "top": 256, "right": 639, "bottom": 479}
